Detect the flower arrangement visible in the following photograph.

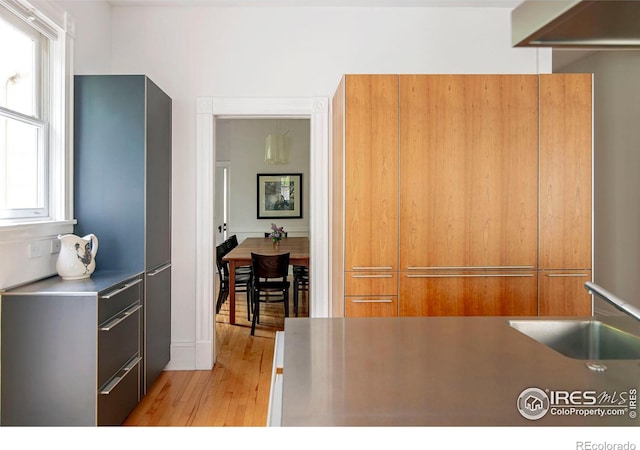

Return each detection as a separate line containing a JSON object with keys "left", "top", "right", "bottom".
{"left": 269, "top": 223, "right": 285, "bottom": 242}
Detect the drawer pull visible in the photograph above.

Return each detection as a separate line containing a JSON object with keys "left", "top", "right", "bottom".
{"left": 407, "top": 265, "right": 534, "bottom": 270}
{"left": 99, "top": 356, "right": 142, "bottom": 395}
{"left": 352, "top": 266, "right": 393, "bottom": 271}
{"left": 101, "top": 278, "right": 142, "bottom": 299}
{"left": 99, "top": 304, "right": 142, "bottom": 331}
{"left": 545, "top": 273, "right": 590, "bottom": 277}
{"left": 351, "top": 298, "right": 393, "bottom": 303}
{"left": 351, "top": 274, "right": 393, "bottom": 279}
{"left": 148, "top": 263, "right": 171, "bottom": 277}
{"left": 406, "top": 274, "right": 534, "bottom": 278}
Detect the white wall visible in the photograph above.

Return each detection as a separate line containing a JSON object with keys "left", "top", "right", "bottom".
{"left": 559, "top": 51, "right": 640, "bottom": 314}
{"left": 216, "top": 118, "right": 310, "bottom": 241}
{"left": 2, "top": 2, "right": 549, "bottom": 367}
{"left": 58, "top": 0, "right": 112, "bottom": 73}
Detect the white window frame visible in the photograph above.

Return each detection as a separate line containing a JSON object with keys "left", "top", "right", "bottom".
{"left": 0, "top": 0, "right": 75, "bottom": 238}
{"left": 0, "top": 8, "right": 49, "bottom": 219}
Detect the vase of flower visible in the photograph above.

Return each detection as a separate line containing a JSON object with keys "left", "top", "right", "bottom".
{"left": 269, "top": 223, "right": 285, "bottom": 249}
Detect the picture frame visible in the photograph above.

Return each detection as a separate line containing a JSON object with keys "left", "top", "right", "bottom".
{"left": 257, "top": 173, "right": 303, "bottom": 219}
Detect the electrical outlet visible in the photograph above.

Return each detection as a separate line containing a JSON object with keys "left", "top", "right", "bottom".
{"left": 28, "top": 243, "right": 44, "bottom": 258}
{"left": 50, "top": 239, "right": 61, "bottom": 254}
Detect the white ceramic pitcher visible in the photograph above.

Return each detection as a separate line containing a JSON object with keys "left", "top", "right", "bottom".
{"left": 56, "top": 234, "right": 99, "bottom": 280}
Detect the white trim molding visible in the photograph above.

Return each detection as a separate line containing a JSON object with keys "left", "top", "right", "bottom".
{"left": 194, "top": 96, "right": 329, "bottom": 370}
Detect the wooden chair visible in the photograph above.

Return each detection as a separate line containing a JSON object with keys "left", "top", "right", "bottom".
{"left": 293, "top": 265, "right": 309, "bottom": 317}
{"left": 226, "top": 235, "right": 252, "bottom": 276}
{"left": 250, "top": 252, "right": 290, "bottom": 335}
{"left": 215, "top": 243, "right": 252, "bottom": 316}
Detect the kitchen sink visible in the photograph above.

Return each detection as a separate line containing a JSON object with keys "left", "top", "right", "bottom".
{"left": 508, "top": 319, "right": 640, "bottom": 360}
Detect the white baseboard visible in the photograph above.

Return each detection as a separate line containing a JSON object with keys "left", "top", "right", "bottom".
{"left": 164, "top": 341, "right": 196, "bottom": 370}
{"left": 163, "top": 339, "right": 216, "bottom": 371}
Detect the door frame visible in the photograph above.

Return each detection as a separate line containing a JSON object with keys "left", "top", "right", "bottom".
{"left": 195, "top": 97, "right": 330, "bottom": 369}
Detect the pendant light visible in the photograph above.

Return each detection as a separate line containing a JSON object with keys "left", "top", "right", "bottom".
{"left": 264, "top": 120, "right": 290, "bottom": 165}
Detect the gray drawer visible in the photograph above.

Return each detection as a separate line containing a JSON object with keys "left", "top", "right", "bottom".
{"left": 98, "top": 303, "right": 141, "bottom": 387}
{"left": 98, "top": 355, "right": 141, "bottom": 426}
{"left": 98, "top": 277, "right": 142, "bottom": 324}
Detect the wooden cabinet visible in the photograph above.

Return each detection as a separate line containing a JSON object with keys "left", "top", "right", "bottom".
{"left": 399, "top": 271, "right": 538, "bottom": 316}
{"left": 331, "top": 73, "right": 592, "bottom": 318}
{"left": 539, "top": 270, "right": 592, "bottom": 316}
{"left": 334, "top": 75, "right": 399, "bottom": 317}
{"left": 1, "top": 272, "right": 143, "bottom": 426}
{"left": 539, "top": 73, "right": 592, "bottom": 270}
{"left": 539, "top": 74, "right": 593, "bottom": 316}
{"left": 344, "top": 271, "right": 398, "bottom": 318}
{"left": 398, "top": 75, "right": 539, "bottom": 316}
{"left": 343, "top": 75, "right": 399, "bottom": 271}
{"left": 399, "top": 75, "right": 539, "bottom": 270}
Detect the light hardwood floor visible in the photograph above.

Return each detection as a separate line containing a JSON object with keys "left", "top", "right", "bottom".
{"left": 123, "top": 288, "right": 308, "bottom": 427}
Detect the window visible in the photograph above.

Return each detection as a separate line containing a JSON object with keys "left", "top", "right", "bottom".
{"left": 0, "top": 1, "right": 72, "bottom": 227}
{"left": 0, "top": 11, "right": 49, "bottom": 219}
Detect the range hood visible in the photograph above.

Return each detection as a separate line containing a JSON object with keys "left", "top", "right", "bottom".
{"left": 512, "top": 0, "right": 640, "bottom": 48}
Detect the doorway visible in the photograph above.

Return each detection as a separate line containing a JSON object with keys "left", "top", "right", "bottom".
{"left": 213, "top": 118, "right": 311, "bottom": 330}
{"left": 194, "top": 96, "right": 330, "bottom": 369}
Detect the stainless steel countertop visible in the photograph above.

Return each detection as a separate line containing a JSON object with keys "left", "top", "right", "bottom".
{"left": 1, "top": 270, "right": 143, "bottom": 296}
{"left": 281, "top": 317, "right": 640, "bottom": 426}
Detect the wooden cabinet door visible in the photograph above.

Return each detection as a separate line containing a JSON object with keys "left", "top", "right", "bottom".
{"left": 399, "top": 271, "right": 538, "bottom": 316}
{"left": 399, "top": 75, "right": 539, "bottom": 270}
{"left": 345, "top": 296, "right": 398, "bottom": 317}
{"left": 539, "top": 74, "right": 592, "bottom": 270}
{"left": 539, "top": 270, "right": 592, "bottom": 316}
{"left": 344, "top": 75, "right": 399, "bottom": 271}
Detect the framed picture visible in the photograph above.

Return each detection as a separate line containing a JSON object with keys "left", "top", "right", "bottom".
{"left": 257, "top": 173, "right": 303, "bottom": 219}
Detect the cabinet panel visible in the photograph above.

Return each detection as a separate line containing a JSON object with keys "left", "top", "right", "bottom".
{"left": 98, "top": 277, "right": 142, "bottom": 323}
{"left": 399, "top": 75, "right": 539, "bottom": 269}
{"left": 1, "top": 295, "right": 97, "bottom": 426}
{"left": 344, "top": 75, "right": 399, "bottom": 271}
{"left": 539, "top": 270, "right": 592, "bottom": 316}
{"left": 345, "top": 296, "right": 398, "bottom": 317}
{"left": 539, "top": 74, "right": 592, "bottom": 270}
{"left": 345, "top": 271, "right": 398, "bottom": 296}
{"left": 74, "top": 75, "right": 146, "bottom": 271}
{"left": 399, "top": 271, "right": 538, "bottom": 316}
{"left": 98, "top": 305, "right": 141, "bottom": 388}
{"left": 146, "top": 78, "right": 172, "bottom": 270}
{"left": 98, "top": 356, "right": 141, "bottom": 426}
{"left": 145, "top": 263, "right": 171, "bottom": 392}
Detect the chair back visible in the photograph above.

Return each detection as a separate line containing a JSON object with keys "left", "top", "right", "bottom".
{"left": 215, "top": 243, "right": 229, "bottom": 278}
{"left": 251, "top": 252, "right": 290, "bottom": 280}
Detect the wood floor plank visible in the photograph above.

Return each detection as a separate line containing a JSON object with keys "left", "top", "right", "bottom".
{"left": 123, "top": 289, "right": 307, "bottom": 427}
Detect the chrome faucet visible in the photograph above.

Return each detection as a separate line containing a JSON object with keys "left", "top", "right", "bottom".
{"left": 585, "top": 282, "right": 640, "bottom": 322}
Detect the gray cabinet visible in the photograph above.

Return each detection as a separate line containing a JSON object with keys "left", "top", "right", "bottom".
{"left": 1, "top": 271, "right": 143, "bottom": 426}
{"left": 74, "top": 75, "right": 172, "bottom": 393}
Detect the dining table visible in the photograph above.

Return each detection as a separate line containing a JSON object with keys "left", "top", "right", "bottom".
{"left": 222, "top": 236, "right": 310, "bottom": 325}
